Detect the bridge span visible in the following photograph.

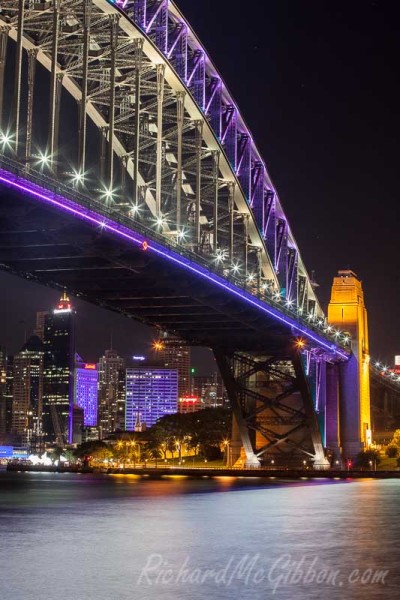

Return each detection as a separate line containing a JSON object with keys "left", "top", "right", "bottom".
{"left": 0, "top": 0, "right": 390, "bottom": 467}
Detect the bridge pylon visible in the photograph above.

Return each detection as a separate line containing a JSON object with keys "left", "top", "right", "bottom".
{"left": 214, "top": 348, "right": 330, "bottom": 470}
{"left": 327, "top": 270, "right": 371, "bottom": 462}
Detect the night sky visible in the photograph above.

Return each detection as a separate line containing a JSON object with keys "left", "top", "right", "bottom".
{"left": 0, "top": 0, "right": 399, "bottom": 368}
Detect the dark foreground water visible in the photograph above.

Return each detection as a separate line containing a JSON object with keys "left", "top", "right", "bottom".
{"left": 0, "top": 472, "right": 399, "bottom": 599}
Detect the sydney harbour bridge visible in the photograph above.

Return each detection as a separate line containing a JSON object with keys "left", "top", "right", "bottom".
{"left": 0, "top": 0, "right": 398, "bottom": 468}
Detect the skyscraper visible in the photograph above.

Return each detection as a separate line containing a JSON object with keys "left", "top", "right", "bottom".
{"left": 193, "top": 373, "right": 226, "bottom": 408}
{"left": 11, "top": 336, "right": 44, "bottom": 451}
{"left": 34, "top": 311, "right": 48, "bottom": 341}
{"left": 74, "top": 361, "right": 98, "bottom": 427}
{"left": 125, "top": 366, "right": 178, "bottom": 430}
{"left": 0, "top": 346, "right": 7, "bottom": 437}
{"left": 155, "top": 332, "right": 191, "bottom": 398}
{"left": 43, "top": 292, "right": 76, "bottom": 445}
{"left": 98, "top": 349, "right": 126, "bottom": 438}
{"left": 4, "top": 355, "right": 14, "bottom": 439}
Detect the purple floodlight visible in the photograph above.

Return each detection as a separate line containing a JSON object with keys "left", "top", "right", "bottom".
{"left": 0, "top": 168, "right": 349, "bottom": 360}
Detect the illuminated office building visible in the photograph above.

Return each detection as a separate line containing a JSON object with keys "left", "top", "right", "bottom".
{"left": 43, "top": 292, "right": 76, "bottom": 445}
{"left": 11, "top": 336, "right": 44, "bottom": 451}
{"left": 155, "top": 332, "right": 191, "bottom": 398}
{"left": 98, "top": 349, "right": 126, "bottom": 438}
{"left": 0, "top": 347, "right": 7, "bottom": 437}
{"left": 74, "top": 362, "right": 98, "bottom": 427}
{"left": 125, "top": 366, "right": 178, "bottom": 430}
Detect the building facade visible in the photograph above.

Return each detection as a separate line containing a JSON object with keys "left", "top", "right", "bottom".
{"left": 125, "top": 366, "right": 178, "bottom": 430}
{"left": 11, "top": 335, "right": 44, "bottom": 451}
{"left": 98, "top": 349, "right": 126, "bottom": 438}
{"left": 42, "top": 292, "right": 76, "bottom": 445}
{"left": 0, "top": 347, "right": 7, "bottom": 438}
{"left": 178, "top": 396, "right": 203, "bottom": 414}
{"left": 74, "top": 362, "right": 98, "bottom": 428}
{"left": 155, "top": 332, "right": 191, "bottom": 398}
{"left": 193, "top": 374, "right": 226, "bottom": 408}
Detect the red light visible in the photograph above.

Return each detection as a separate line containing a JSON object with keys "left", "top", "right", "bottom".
{"left": 84, "top": 364, "right": 96, "bottom": 370}
{"left": 181, "top": 397, "right": 198, "bottom": 403}
{"left": 142, "top": 241, "right": 148, "bottom": 251}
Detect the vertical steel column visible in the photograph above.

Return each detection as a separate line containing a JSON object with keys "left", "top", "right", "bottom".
{"left": 156, "top": 64, "right": 165, "bottom": 217}
{"left": 48, "top": 0, "right": 60, "bottom": 169}
{"left": 78, "top": 0, "right": 92, "bottom": 176}
{"left": 13, "top": 0, "right": 25, "bottom": 155}
{"left": 292, "top": 352, "right": 330, "bottom": 469}
{"left": 99, "top": 126, "right": 107, "bottom": 182}
{"left": 25, "top": 49, "right": 38, "bottom": 165}
{"left": 133, "top": 39, "right": 143, "bottom": 206}
{"left": 0, "top": 27, "right": 10, "bottom": 133}
{"left": 53, "top": 73, "right": 64, "bottom": 172}
{"left": 213, "top": 349, "right": 261, "bottom": 468}
{"left": 194, "top": 119, "right": 203, "bottom": 247}
{"left": 106, "top": 15, "right": 118, "bottom": 192}
{"left": 243, "top": 214, "right": 249, "bottom": 279}
{"left": 228, "top": 182, "right": 235, "bottom": 262}
{"left": 120, "top": 155, "right": 128, "bottom": 191}
{"left": 212, "top": 150, "right": 220, "bottom": 253}
{"left": 256, "top": 248, "right": 262, "bottom": 292}
{"left": 176, "top": 91, "right": 185, "bottom": 231}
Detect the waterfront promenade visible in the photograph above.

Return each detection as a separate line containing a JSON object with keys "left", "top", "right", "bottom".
{"left": 6, "top": 462, "right": 400, "bottom": 479}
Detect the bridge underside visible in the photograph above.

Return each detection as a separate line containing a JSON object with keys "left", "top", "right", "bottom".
{"left": 0, "top": 182, "right": 298, "bottom": 353}
{"left": 0, "top": 179, "right": 329, "bottom": 467}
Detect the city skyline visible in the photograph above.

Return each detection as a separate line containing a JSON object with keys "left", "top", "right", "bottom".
{"left": 0, "top": 272, "right": 216, "bottom": 375}
{"left": 0, "top": 0, "right": 399, "bottom": 365}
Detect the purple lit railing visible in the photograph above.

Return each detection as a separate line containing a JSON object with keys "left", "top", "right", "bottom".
{"left": 107, "top": 0, "right": 320, "bottom": 313}
{"left": 0, "top": 155, "right": 350, "bottom": 359}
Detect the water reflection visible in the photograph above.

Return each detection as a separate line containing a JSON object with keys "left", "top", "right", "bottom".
{"left": 0, "top": 473, "right": 399, "bottom": 599}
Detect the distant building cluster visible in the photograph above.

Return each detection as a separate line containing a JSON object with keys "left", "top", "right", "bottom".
{"left": 0, "top": 293, "right": 226, "bottom": 452}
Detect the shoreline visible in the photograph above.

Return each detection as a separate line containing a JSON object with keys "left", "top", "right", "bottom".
{"left": 5, "top": 463, "right": 400, "bottom": 479}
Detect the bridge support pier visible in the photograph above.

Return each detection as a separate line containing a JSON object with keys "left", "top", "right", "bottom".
{"left": 326, "top": 363, "right": 341, "bottom": 463}
{"left": 328, "top": 270, "right": 371, "bottom": 463}
{"left": 214, "top": 348, "right": 330, "bottom": 470}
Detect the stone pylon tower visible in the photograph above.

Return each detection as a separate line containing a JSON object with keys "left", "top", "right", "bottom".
{"left": 327, "top": 270, "right": 371, "bottom": 461}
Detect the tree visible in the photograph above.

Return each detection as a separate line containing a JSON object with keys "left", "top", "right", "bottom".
{"left": 386, "top": 445, "right": 398, "bottom": 458}
{"left": 355, "top": 449, "right": 381, "bottom": 469}
{"left": 73, "top": 441, "right": 110, "bottom": 460}
{"left": 91, "top": 447, "right": 113, "bottom": 463}
{"left": 392, "top": 430, "right": 400, "bottom": 446}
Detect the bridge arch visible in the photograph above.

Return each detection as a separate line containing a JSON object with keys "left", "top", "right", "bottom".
{"left": 0, "top": 0, "right": 322, "bottom": 317}
{"left": 0, "top": 0, "right": 354, "bottom": 467}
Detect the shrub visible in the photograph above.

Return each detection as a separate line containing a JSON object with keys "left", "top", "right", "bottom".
{"left": 386, "top": 445, "right": 398, "bottom": 458}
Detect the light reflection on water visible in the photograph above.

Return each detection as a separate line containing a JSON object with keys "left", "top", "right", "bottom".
{"left": 0, "top": 472, "right": 399, "bottom": 599}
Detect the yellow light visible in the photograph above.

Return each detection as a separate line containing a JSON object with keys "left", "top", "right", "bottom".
{"left": 295, "top": 338, "right": 306, "bottom": 349}
{"left": 153, "top": 341, "right": 164, "bottom": 351}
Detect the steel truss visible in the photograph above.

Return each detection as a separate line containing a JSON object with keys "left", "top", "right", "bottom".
{"left": 214, "top": 348, "right": 330, "bottom": 469}
{"left": 0, "top": 0, "right": 326, "bottom": 320}
{"left": 0, "top": 1, "right": 351, "bottom": 463}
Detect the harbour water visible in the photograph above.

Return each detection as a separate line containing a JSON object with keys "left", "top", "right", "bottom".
{"left": 0, "top": 472, "right": 399, "bottom": 599}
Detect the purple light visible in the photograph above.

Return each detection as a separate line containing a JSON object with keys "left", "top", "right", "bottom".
{"left": 0, "top": 169, "right": 349, "bottom": 360}
{"left": 110, "top": 0, "right": 128, "bottom": 8}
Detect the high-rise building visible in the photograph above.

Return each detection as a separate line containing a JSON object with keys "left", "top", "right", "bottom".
{"left": 4, "top": 355, "right": 14, "bottom": 438}
{"left": 125, "top": 366, "right": 178, "bottom": 430}
{"left": 155, "top": 332, "right": 191, "bottom": 398}
{"left": 11, "top": 336, "right": 44, "bottom": 451}
{"left": 34, "top": 311, "right": 48, "bottom": 341}
{"left": 98, "top": 349, "right": 126, "bottom": 438}
{"left": 193, "top": 374, "right": 226, "bottom": 408}
{"left": 43, "top": 292, "right": 76, "bottom": 445}
{"left": 178, "top": 395, "right": 203, "bottom": 414}
{"left": 0, "top": 347, "right": 7, "bottom": 437}
{"left": 74, "top": 361, "right": 98, "bottom": 427}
